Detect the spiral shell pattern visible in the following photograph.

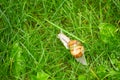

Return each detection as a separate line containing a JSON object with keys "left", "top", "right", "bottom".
{"left": 68, "top": 40, "right": 84, "bottom": 58}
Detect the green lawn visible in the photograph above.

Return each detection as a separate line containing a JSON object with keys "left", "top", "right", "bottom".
{"left": 0, "top": 0, "right": 120, "bottom": 80}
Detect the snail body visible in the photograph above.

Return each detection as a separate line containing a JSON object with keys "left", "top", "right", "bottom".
{"left": 58, "top": 32, "right": 87, "bottom": 65}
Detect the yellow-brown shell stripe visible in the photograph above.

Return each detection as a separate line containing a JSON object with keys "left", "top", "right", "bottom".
{"left": 68, "top": 40, "right": 83, "bottom": 58}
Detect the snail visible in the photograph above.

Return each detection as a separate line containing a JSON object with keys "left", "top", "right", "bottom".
{"left": 58, "top": 32, "right": 87, "bottom": 65}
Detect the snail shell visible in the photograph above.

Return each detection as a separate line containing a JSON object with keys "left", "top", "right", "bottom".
{"left": 68, "top": 40, "right": 84, "bottom": 58}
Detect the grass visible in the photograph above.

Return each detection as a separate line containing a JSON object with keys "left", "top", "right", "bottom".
{"left": 0, "top": 0, "right": 120, "bottom": 80}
